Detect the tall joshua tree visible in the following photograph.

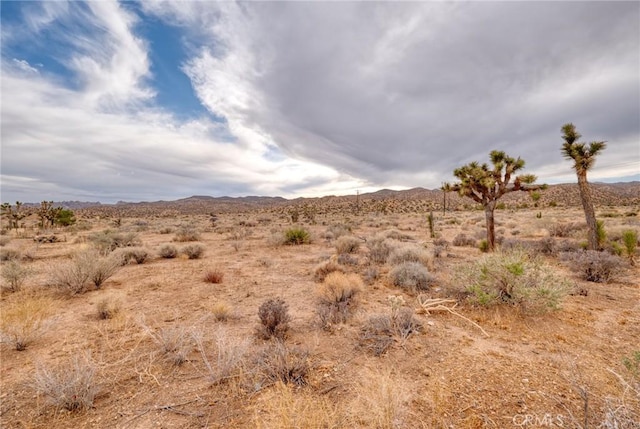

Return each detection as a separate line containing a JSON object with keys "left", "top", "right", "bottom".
{"left": 560, "top": 123, "right": 607, "bottom": 250}
{"left": 452, "top": 150, "right": 542, "bottom": 251}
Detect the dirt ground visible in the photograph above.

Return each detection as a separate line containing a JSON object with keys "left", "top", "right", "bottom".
{"left": 1, "top": 206, "right": 638, "bottom": 428}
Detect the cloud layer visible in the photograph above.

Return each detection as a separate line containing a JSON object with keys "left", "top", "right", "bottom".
{"left": 2, "top": 1, "right": 638, "bottom": 203}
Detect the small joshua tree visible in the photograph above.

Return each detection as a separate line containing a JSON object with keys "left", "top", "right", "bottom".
{"left": 451, "top": 150, "right": 543, "bottom": 251}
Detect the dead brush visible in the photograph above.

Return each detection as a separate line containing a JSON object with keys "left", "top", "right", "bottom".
{"left": 359, "top": 315, "right": 395, "bottom": 356}
{"left": 95, "top": 296, "right": 121, "bottom": 320}
{"left": 313, "top": 259, "right": 345, "bottom": 282}
{"left": 256, "top": 341, "right": 310, "bottom": 386}
{"left": 316, "top": 272, "right": 363, "bottom": 329}
{"left": 256, "top": 298, "right": 290, "bottom": 340}
{"left": 1, "top": 260, "right": 30, "bottom": 292}
{"left": 145, "top": 325, "right": 193, "bottom": 366}
{"left": 194, "top": 328, "right": 249, "bottom": 385}
{"left": 33, "top": 351, "right": 98, "bottom": 412}
{"left": 204, "top": 268, "right": 224, "bottom": 284}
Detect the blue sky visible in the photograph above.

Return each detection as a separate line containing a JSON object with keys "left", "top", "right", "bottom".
{"left": 1, "top": 1, "right": 638, "bottom": 203}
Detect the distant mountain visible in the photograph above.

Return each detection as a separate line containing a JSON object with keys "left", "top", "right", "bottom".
{"left": 68, "top": 181, "right": 640, "bottom": 217}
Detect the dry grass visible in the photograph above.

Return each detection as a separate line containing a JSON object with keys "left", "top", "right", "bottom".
{"left": 349, "top": 367, "right": 409, "bottom": 429}
{"left": 1, "top": 260, "right": 30, "bottom": 292}
{"left": 146, "top": 325, "right": 193, "bottom": 366}
{"left": 211, "top": 301, "right": 233, "bottom": 321}
{"left": 195, "top": 327, "right": 249, "bottom": 385}
{"left": 253, "top": 382, "right": 343, "bottom": 428}
{"left": 316, "top": 272, "right": 363, "bottom": 328}
{"left": 95, "top": 295, "right": 122, "bottom": 320}
{"left": 0, "top": 293, "right": 54, "bottom": 351}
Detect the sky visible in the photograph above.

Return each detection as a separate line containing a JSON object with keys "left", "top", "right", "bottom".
{"left": 1, "top": 1, "right": 639, "bottom": 204}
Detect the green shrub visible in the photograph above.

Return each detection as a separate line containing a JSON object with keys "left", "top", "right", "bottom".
{"left": 478, "top": 239, "right": 490, "bottom": 253}
{"left": 459, "top": 249, "right": 569, "bottom": 313}
{"left": 596, "top": 220, "right": 606, "bottom": 249}
{"left": 388, "top": 262, "right": 435, "bottom": 293}
{"left": 55, "top": 209, "right": 76, "bottom": 227}
{"left": 284, "top": 227, "right": 310, "bottom": 245}
{"left": 622, "top": 230, "right": 638, "bottom": 265}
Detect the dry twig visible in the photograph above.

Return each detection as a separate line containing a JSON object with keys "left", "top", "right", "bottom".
{"left": 417, "top": 296, "right": 489, "bottom": 337}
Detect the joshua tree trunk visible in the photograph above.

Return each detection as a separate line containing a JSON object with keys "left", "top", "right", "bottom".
{"left": 484, "top": 201, "right": 496, "bottom": 251}
{"left": 577, "top": 172, "right": 598, "bottom": 250}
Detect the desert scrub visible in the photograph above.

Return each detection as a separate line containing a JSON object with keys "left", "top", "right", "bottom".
{"left": 316, "top": 272, "right": 363, "bottom": 328}
{"left": 114, "top": 246, "right": 150, "bottom": 264}
{"left": 1, "top": 294, "right": 54, "bottom": 350}
{"left": 313, "top": 259, "right": 345, "bottom": 282}
{"left": 388, "top": 244, "right": 431, "bottom": 266}
{"left": 211, "top": 301, "right": 233, "bottom": 321}
{"left": 158, "top": 243, "right": 178, "bottom": 259}
{"left": 95, "top": 296, "right": 121, "bottom": 320}
{"left": 359, "top": 314, "right": 394, "bottom": 356}
{"left": 459, "top": 249, "right": 569, "bottom": 313}
{"left": 49, "top": 250, "right": 121, "bottom": 294}
{"left": 1, "top": 260, "right": 30, "bottom": 292}
{"left": 90, "top": 254, "right": 121, "bottom": 287}
{"left": 173, "top": 225, "right": 201, "bottom": 242}
{"left": 146, "top": 325, "right": 193, "bottom": 366}
{"left": 559, "top": 250, "right": 625, "bottom": 283}
{"left": 284, "top": 227, "right": 311, "bottom": 245}
{"left": 334, "top": 235, "right": 361, "bottom": 254}
{"left": 256, "top": 298, "right": 290, "bottom": 340}
{"left": 33, "top": 352, "right": 98, "bottom": 412}
{"left": 389, "top": 261, "right": 435, "bottom": 293}
{"left": 367, "top": 237, "right": 395, "bottom": 264}
{"left": 0, "top": 247, "right": 21, "bottom": 262}
{"left": 195, "top": 328, "right": 249, "bottom": 385}
{"left": 256, "top": 341, "right": 310, "bottom": 386}
{"left": 89, "top": 230, "right": 141, "bottom": 255}
{"left": 204, "top": 268, "right": 224, "bottom": 284}
{"left": 182, "top": 243, "right": 205, "bottom": 259}
{"left": 452, "top": 233, "right": 476, "bottom": 247}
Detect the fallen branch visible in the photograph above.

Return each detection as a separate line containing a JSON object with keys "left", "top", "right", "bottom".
{"left": 417, "top": 296, "right": 489, "bottom": 337}
{"left": 124, "top": 398, "right": 205, "bottom": 426}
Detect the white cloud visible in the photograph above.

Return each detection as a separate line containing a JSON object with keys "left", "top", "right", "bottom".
{"left": 11, "top": 58, "right": 39, "bottom": 74}
{"left": 1, "top": 1, "right": 638, "bottom": 203}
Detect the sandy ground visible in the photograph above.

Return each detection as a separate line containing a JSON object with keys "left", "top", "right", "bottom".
{"left": 1, "top": 206, "right": 638, "bottom": 428}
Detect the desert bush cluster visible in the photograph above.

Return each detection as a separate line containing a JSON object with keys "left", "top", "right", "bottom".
{"left": 0, "top": 202, "right": 637, "bottom": 429}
